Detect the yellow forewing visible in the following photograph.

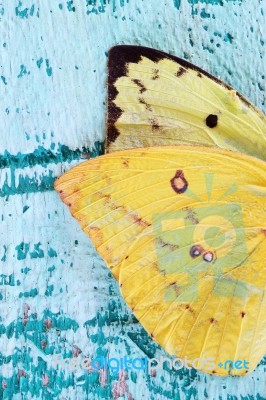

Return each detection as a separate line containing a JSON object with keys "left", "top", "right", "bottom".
{"left": 55, "top": 145, "right": 266, "bottom": 376}
{"left": 107, "top": 46, "right": 266, "bottom": 161}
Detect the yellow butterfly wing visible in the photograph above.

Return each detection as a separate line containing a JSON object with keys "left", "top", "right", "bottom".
{"left": 55, "top": 145, "right": 266, "bottom": 376}
{"left": 107, "top": 46, "right": 266, "bottom": 161}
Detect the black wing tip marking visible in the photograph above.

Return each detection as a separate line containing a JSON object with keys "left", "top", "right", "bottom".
{"left": 108, "top": 44, "right": 234, "bottom": 88}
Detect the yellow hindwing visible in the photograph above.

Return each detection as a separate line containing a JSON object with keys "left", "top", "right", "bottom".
{"left": 55, "top": 145, "right": 266, "bottom": 376}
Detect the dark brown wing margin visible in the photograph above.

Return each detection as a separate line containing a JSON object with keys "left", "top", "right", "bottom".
{"left": 106, "top": 45, "right": 253, "bottom": 151}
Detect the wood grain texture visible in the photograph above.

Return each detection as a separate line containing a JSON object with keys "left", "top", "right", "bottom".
{"left": 0, "top": 0, "right": 265, "bottom": 399}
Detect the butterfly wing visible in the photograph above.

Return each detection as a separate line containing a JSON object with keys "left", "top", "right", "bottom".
{"left": 107, "top": 45, "right": 266, "bottom": 161}
{"left": 55, "top": 145, "right": 266, "bottom": 376}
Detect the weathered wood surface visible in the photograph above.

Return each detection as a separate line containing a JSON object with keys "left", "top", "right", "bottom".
{"left": 0, "top": 1, "right": 265, "bottom": 399}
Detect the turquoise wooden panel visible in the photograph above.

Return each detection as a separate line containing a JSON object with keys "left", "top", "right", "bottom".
{"left": 0, "top": 1, "right": 265, "bottom": 399}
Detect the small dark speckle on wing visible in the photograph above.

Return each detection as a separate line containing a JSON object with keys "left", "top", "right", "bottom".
{"left": 149, "top": 118, "right": 161, "bottom": 133}
{"left": 176, "top": 67, "right": 187, "bottom": 77}
{"left": 132, "top": 78, "right": 147, "bottom": 93}
{"left": 152, "top": 68, "right": 159, "bottom": 80}
{"left": 139, "top": 97, "right": 152, "bottom": 111}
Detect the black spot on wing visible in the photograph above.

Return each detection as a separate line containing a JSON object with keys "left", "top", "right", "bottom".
{"left": 206, "top": 114, "right": 218, "bottom": 128}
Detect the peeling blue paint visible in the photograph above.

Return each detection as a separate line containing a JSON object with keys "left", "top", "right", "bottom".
{"left": 36, "top": 57, "right": 43, "bottom": 69}
{"left": 45, "top": 59, "right": 52, "bottom": 77}
{"left": 174, "top": 0, "right": 245, "bottom": 15}
{"left": 30, "top": 242, "right": 44, "bottom": 259}
{"left": 17, "top": 65, "right": 30, "bottom": 78}
{"left": 14, "top": 243, "right": 59, "bottom": 261}
{"left": 200, "top": 7, "right": 211, "bottom": 18}
{"left": 21, "top": 267, "right": 31, "bottom": 274}
{"left": 85, "top": 0, "right": 129, "bottom": 14}
{"left": 224, "top": 32, "right": 234, "bottom": 43}
{"left": 0, "top": 75, "right": 7, "bottom": 85}
{"left": 67, "top": 0, "right": 76, "bottom": 12}
{"left": 48, "top": 248, "right": 57, "bottom": 258}
{"left": 22, "top": 205, "right": 30, "bottom": 213}
{"left": 15, "top": 1, "right": 35, "bottom": 19}
{"left": 0, "top": 142, "right": 104, "bottom": 170}
{"left": 19, "top": 288, "right": 38, "bottom": 298}
{"left": 15, "top": 242, "right": 30, "bottom": 261}
{"left": 173, "top": 0, "right": 181, "bottom": 9}
{"left": 0, "top": 142, "right": 104, "bottom": 197}
{"left": 0, "top": 274, "right": 15, "bottom": 286}
{"left": 0, "top": 170, "right": 56, "bottom": 197}
{"left": 187, "top": 0, "right": 242, "bottom": 4}
{"left": 45, "top": 285, "right": 54, "bottom": 296}
{"left": 1, "top": 245, "right": 7, "bottom": 262}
